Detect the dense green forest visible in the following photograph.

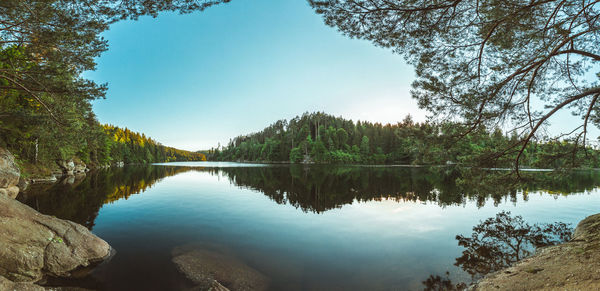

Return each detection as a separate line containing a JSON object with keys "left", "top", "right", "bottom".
{"left": 0, "top": 1, "right": 216, "bottom": 177}
{"left": 0, "top": 18, "right": 205, "bottom": 175}
{"left": 0, "top": 77, "right": 205, "bottom": 175}
{"left": 0, "top": 103, "right": 205, "bottom": 175}
{"left": 208, "top": 112, "right": 600, "bottom": 168}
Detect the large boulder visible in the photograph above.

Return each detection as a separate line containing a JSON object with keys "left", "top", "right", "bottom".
{"left": 0, "top": 186, "right": 19, "bottom": 199}
{"left": 0, "top": 147, "right": 20, "bottom": 189}
{"left": 172, "top": 244, "right": 269, "bottom": 291}
{"left": 0, "top": 194, "right": 111, "bottom": 282}
{"left": 0, "top": 275, "right": 44, "bottom": 291}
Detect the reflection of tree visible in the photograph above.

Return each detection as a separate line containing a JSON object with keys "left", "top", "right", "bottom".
{"left": 423, "top": 211, "right": 572, "bottom": 290}
{"left": 422, "top": 272, "right": 466, "bottom": 291}
{"left": 19, "top": 165, "right": 600, "bottom": 229}
{"left": 206, "top": 166, "right": 600, "bottom": 213}
{"left": 454, "top": 211, "right": 572, "bottom": 278}
{"left": 18, "top": 166, "right": 193, "bottom": 229}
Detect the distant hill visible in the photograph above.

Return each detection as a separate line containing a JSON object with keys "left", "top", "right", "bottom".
{"left": 206, "top": 112, "right": 600, "bottom": 168}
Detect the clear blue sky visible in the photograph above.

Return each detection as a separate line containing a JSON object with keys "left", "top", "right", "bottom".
{"left": 88, "top": 0, "right": 595, "bottom": 151}
{"left": 87, "top": 0, "right": 421, "bottom": 151}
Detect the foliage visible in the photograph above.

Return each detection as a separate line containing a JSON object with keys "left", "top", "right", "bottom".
{"left": 0, "top": 1, "right": 219, "bottom": 172}
{"left": 309, "top": 0, "right": 600, "bottom": 173}
{"left": 455, "top": 211, "right": 573, "bottom": 278}
{"left": 102, "top": 125, "right": 205, "bottom": 164}
{"left": 0, "top": 0, "right": 230, "bottom": 123}
{"left": 422, "top": 272, "right": 466, "bottom": 291}
{"left": 208, "top": 112, "right": 600, "bottom": 168}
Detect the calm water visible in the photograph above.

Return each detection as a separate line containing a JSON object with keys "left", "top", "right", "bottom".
{"left": 17, "top": 162, "right": 600, "bottom": 290}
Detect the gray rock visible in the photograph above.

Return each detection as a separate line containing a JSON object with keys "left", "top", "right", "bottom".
{"left": 30, "top": 177, "right": 58, "bottom": 184}
{"left": 172, "top": 245, "right": 269, "bottom": 291}
{"left": 0, "top": 147, "right": 20, "bottom": 188}
{"left": 56, "top": 160, "right": 75, "bottom": 176}
{"left": 0, "top": 186, "right": 19, "bottom": 199}
{"left": 0, "top": 275, "right": 44, "bottom": 291}
{"left": 573, "top": 213, "right": 600, "bottom": 241}
{"left": 0, "top": 194, "right": 111, "bottom": 282}
{"left": 73, "top": 162, "right": 87, "bottom": 174}
{"left": 18, "top": 177, "right": 29, "bottom": 191}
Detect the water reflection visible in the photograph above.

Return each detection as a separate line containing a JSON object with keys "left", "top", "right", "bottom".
{"left": 423, "top": 211, "right": 573, "bottom": 290}
{"left": 422, "top": 272, "right": 467, "bottom": 291}
{"left": 19, "top": 165, "right": 600, "bottom": 228}
{"left": 18, "top": 166, "right": 191, "bottom": 228}
{"left": 14, "top": 164, "right": 600, "bottom": 290}
{"left": 454, "top": 211, "right": 571, "bottom": 278}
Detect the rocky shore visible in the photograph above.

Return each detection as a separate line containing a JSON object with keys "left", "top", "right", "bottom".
{"left": 0, "top": 148, "right": 112, "bottom": 289}
{"left": 471, "top": 213, "right": 600, "bottom": 290}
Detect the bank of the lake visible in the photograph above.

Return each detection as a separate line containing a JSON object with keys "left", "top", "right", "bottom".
{"left": 0, "top": 148, "right": 112, "bottom": 289}
{"left": 472, "top": 213, "right": 600, "bottom": 291}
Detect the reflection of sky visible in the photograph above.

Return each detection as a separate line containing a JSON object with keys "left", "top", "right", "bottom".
{"left": 91, "top": 170, "right": 600, "bottom": 290}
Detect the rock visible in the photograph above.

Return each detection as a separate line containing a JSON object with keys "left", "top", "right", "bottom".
{"left": 573, "top": 213, "right": 600, "bottom": 241}
{"left": 0, "top": 275, "right": 44, "bottom": 291}
{"left": 56, "top": 159, "right": 75, "bottom": 176}
{"left": 471, "top": 213, "right": 600, "bottom": 291}
{"left": 73, "top": 161, "right": 87, "bottom": 174}
{"left": 0, "top": 147, "right": 20, "bottom": 188}
{"left": 63, "top": 175, "right": 75, "bottom": 185}
{"left": 0, "top": 148, "right": 21, "bottom": 199}
{"left": 172, "top": 245, "right": 269, "bottom": 291}
{"left": 0, "top": 194, "right": 111, "bottom": 283}
{"left": 186, "top": 280, "right": 230, "bottom": 291}
{"left": 18, "top": 177, "right": 29, "bottom": 191}
{"left": 301, "top": 155, "right": 314, "bottom": 164}
{"left": 0, "top": 186, "right": 20, "bottom": 199}
{"left": 30, "top": 176, "right": 58, "bottom": 184}
{"left": 56, "top": 158, "right": 88, "bottom": 176}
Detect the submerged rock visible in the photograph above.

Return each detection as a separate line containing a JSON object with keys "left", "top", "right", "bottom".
{"left": 0, "top": 194, "right": 111, "bottom": 283}
{"left": 471, "top": 213, "right": 600, "bottom": 290}
{"left": 172, "top": 244, "right": 269, "bottom": 291}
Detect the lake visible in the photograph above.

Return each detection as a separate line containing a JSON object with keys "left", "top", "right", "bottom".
{"left": 17, "top": 162, "right": 600, "bottom": 290}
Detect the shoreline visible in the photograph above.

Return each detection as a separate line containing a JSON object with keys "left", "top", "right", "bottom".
{"left": 470, "top": 213, "right": 600, "bottom": 290}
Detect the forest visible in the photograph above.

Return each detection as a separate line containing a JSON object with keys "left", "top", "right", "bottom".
{"left": 0, "top": 81, "right": 205, "bottom": 176}
{"left": 208, "top": 112, "right": 600, "bottom": 169}
{"left": 0, "top": 1, "right": 211, "bottom": 177}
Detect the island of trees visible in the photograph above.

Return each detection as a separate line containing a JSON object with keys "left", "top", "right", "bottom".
{"left": 207, "top": 112, "right": 600, "bottom": 168}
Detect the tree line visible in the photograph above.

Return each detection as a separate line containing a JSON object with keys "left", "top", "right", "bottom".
{"left": 207, "top": 112, "right": 600, "bottom": 168}
{"left": 0, "top": 104, "right": 205, "bottom": 175}
{"left": 310, "top": 0, "right": 600, "bottom": 175}
{"left": 0, "top": 0, "right": 220, "bottom": 176}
